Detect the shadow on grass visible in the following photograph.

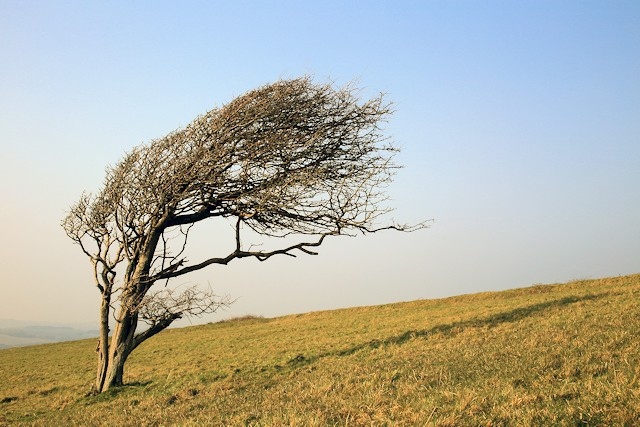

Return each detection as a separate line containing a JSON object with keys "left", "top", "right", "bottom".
{"left": 286, "top": 292, "right": 611, "bottom": 368}
{"left": 80, "top": 380, "right": 153, "bottom": 403}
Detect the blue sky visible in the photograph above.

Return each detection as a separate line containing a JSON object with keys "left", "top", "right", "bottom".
{"left": 1, "top": 1, "right": 638, "bottom": 324}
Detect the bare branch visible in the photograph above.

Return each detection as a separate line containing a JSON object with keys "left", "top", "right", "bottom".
{"left": 149, "top": 232, "right": 335, "bottom": 283}
{"left": 133, "top": 286, "right": 232, "bottom": 349}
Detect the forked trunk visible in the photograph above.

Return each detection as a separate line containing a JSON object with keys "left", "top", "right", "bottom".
{"left": 95, "top": 235, "right": 162, "bottom": 393}
{"left": 95, "top": 307, "right": 138, "bottom": 392}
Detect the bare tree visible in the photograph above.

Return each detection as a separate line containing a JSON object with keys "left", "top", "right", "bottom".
{"left": 62, "top": 77, "right": 424, "bottom": 393}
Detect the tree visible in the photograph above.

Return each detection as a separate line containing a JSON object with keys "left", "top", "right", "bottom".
{"left": 62, "top": 77, "right": 423, "bottom": 393}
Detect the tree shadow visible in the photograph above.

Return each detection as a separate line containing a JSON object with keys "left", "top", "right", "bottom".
{"left": 80, "top": 380, "right": 153, "bottom": 402}
{"left": 285, "top": 292, "right": 612, "bottom": 367}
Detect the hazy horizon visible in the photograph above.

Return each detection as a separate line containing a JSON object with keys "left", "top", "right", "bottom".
{"left": 1, "top": 1, "right": 638, "bottom": 325}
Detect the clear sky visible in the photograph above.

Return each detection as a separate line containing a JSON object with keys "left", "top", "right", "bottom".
{"left": 1, "top": 1, "right": 638, "bottom": 325}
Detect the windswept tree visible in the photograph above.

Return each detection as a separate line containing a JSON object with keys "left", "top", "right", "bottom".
{"left": 63, "top": 77, "right": 423, "bottom": 393}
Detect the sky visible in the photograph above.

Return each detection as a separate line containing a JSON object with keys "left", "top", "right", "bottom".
{"left": 1, "top": 1, "right": 638, "bottom": 326}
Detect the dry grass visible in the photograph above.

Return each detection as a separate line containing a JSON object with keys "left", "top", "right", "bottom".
{"left": 1, "top": 274, "right": 639, "bottom": 426}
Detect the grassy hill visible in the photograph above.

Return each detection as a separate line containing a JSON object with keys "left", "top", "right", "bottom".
{"left": 1, "top": 274, "right": 639, "bottom": 426}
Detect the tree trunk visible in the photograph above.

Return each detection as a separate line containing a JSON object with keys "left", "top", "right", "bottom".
{"left": 102, "top": 348, "right": 128, "bottom": 389}
{"left": 94, "top": 283, "right": 114, "bottom": 393}
{"left": 95, "top": 306, "right": 138, "bottom": 392}
{"left": 95, "top": 239, "right": 161, "bottom": 393}
{"left": 95, "top": 300, "right": 110, "bottom": 392}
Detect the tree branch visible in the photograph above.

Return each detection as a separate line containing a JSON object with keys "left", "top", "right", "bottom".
{"left": 166, "top": 209, "right": 221, "bottom": 227}
{"left": 149, "top": 231, "right": 335, "bottom": 282}
{"left": 133, "top": 286, "right": 231, "bottom": 350}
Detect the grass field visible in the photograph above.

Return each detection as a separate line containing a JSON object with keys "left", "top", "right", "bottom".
{"left": 1, "top": 274, "right": 639, "bottom": 426}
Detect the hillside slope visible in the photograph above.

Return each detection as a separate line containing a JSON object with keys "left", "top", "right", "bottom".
{"left": 1, "top": 274, "right": 639, "bottom": 426}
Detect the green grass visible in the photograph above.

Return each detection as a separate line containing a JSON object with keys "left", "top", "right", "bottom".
{"left": 1, "top": 274, "right": 639, "bottom": 426}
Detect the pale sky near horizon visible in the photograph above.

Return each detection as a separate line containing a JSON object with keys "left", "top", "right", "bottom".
{"left": 1, "top": 1, "right": 638, "bottom": 325}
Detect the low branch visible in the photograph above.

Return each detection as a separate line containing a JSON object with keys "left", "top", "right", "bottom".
{"left": 131, "top": 313, "right": 180, "bottom": 351}
{"left": 149, "top": 232, "right": 335, "bottom": 282}
{"left": 150, "top": 218, "right": 429, "bottom": 284}
{"left": 133, "top": 286, "right": 231, "bottom": 350}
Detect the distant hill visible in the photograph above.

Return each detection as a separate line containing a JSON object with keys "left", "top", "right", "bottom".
{"left": 0, "top": 320, "right": 97, "bottom": 348}
{"left": 0, "top": 274, "right": 638, "bottom": 425}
